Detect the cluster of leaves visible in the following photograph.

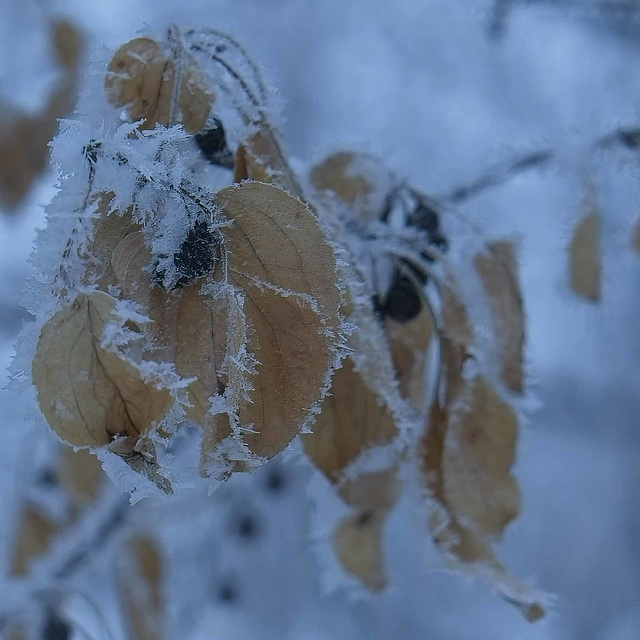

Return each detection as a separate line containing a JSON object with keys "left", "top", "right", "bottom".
{"left": 10, "top": 25, "right": 552, "bottom": 636}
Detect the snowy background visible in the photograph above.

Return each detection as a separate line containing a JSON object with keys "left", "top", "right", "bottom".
{"left": 1, "top": 0, "right": 640, "bottom": 638}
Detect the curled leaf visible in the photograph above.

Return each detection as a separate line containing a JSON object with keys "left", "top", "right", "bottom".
{"left": 386, "top": 304, "right": 435, "bottom": 414}
{"left": 106, "top": 37, "right": 213, "bottom": 134}
{"left": 474, "top": 241, "right": 525, "bottom": 394}
{"left": 10, "top": 506, "right": 58, "bottom": 577}
{"left": 32, "top": 290, "right": 174, "bottom": 448}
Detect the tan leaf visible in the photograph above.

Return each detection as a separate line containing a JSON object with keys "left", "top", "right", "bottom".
{"left": 110, "top": 230, "right": 229, "bottom": 430}
{"left": 421, "top": 376, "right": 544, "bottom": 620}
{"left": 474, "top": 242, "right": 525, "bottom": 394}
{"left": 386, "top": 304, "right": 434, "bottom": 414}
{"left": 235, "top": 127, "right": 305, "bottom": 200}
{"left": 334, "top": 508, "right": 389, "bottom": 591}
{"left": 569, "top": 212, "right": 600, "bottom": 301}
{"left": 444, "top": 377, "right": 520, "bottom": 538}
{"left": 105, "top": 37, "right": 212, "bottom": 134}
{"left": 302, "top": 358, "right": 397, "bottom": 482}
{"left": 10, "top": 506, "right": 58, "bottom": 576}
{"left": 0, "top": 20, "right": 81, "bottom": 211}
{"left": 213, "top": 182, "right": 342, "bottom": 458}
{"left": 32, "top": 290, "right": 174, "bottom": 447}
{"left": 59, "top": 448, "right": 105, "bottom": 515}
{"left": 120, "top": 535, "right": 164, "bottom": 640}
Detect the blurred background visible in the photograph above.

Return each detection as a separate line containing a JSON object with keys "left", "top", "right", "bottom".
{"left": 1, "top": 0, "right": 640, "bottom": 638}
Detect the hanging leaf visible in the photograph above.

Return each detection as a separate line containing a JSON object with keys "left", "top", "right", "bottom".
{"left": 119, "top": 535, "right": 165, "bottom": 640}
{"left": 569, "top": 212, "right": 600, "bottom": 302}
{"left": 10, "top": 506, "right": 58, "bottom": 577}
{"left": 474, "top": 241, "right": 525, "bottom": 394}
{"left": 0, "top": 20, "right": 82, "bottom": 212}
{"left": 421, "top": 375, "right": 544, "bottom": 620}
{"left": 32, "top": 290, "right": 174, "bottom": 448}
{"left": 105, "top": 37, "right": 213, "bottom": 134}
{"left": 303, "top": 359, "right": 397, "bottom": 482}
{"left": 214, "top": 181, "right": 342, "bottom": 458}
{"left": 234, "top": 126, "right": 305, "bottom": 199}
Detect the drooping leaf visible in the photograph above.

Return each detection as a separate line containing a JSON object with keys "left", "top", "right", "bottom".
{"left": 421, "top": 375, "right": 544, "bottom": 620}
{"left": 32, "top": 290, "right": 174, "bottom": 448}
{"left": 569, "top": 212, "right": 600, "bottom": 301}
{"left": 474, "top": 241, "right": 525, "bottom": 393}
{"left": 234, "top": 127, "right": 305, "bottom": 200}
{"left": 119, "top": 536, "right": 164, "bottom": 640}
{"left": 214, "top": 181, "right": 342, "bottom": 458}
{"left": 105, "top": 37, "right": 213, "bottom": 134}
{"left": 302, "top": 358, "right": 397, "bottom": 482}
{"left": 10, "top": 506, "right": 58, "bottom": 577}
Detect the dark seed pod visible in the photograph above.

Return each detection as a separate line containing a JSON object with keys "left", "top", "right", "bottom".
{"left": 153, "top": 220, "right": 218, "bottom": 290}
{"left": 408, "top": 201, "right": 448, "bottom": 253}
{"left": 195, "top": 118, "right": 234, "bottom": 169}
{"left": 382, "top": 273, "right": 422, "bottom": 323}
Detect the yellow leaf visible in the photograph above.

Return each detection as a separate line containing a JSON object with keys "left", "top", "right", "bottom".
{"left": 474, "top": 241, "right": 525, "bottom": 394}
{"left": 569, "top": 212, "right": 600, "bottom": 301}
{"left": 32, "top": 290, "right": 174, "bottom": 447}
{"left": 105, "top": 37, "right": 213, "bottom": 134}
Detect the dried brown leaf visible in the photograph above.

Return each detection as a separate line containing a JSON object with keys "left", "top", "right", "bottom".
{"left": 334, "top": 508, "right": 389, "bottom": 591}
{"left": 474, "top": 241, "right": 525, "bottom": 393}
{"left": 59, "top": 448, "right": 105, "bottom": 515}
{"left": 421, "top": 376, "right": 544, "bottom": 620}
{"left": 213, "top": 182, "right": 341, "bottom": 457}
{"left": 10, "top": 506, "right": 58, "bottom": 576}
{"left": 302, "top": 358, "right": 397, "bottom": 482}
{"left": 32, "top": 290, "right": 174, "bottom": 447}
{"left": 235, "top": 127, "right": 305, "bottom": 200}
{"left": 105, "top": 37, "right": 212, "bottom": 134}
{"left": 310, "top": 152, "right": 373, "bottom": 207}
{"left": 569, "top": 212, "right": 600, "bottom": 301}
{"left": 120, "top": 536, "right": 164, "bottom": 640}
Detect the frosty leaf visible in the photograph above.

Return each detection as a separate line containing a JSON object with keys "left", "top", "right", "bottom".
{"left": 213, "top": 181, "right": 342, "bottom": 457}
{"left": 120, "top": 536, "right": 164, "bottom": 640}
{"left": 10, "top": 506, "right": 58, "bottom": 576}
{"left": 111, "top": 229, "right": 228, "bottom": 428}
{"left": 569, "top": 212, "right": 600, "bottom": 301}
{"left": 386, "top": 304, "right": 435, "bottom": 414}
{"left": 234, "top": 126, "right": 305, "bottom": 199}
{"left": 444, "top": 377, "right": 520, "bottom": 538}
{"left": 106, "top": 37, "right": 213, "bottom": 134}
{"left": 309, "top": 151, "right": 393, "bottom": 221}
{"left": 302, "top": 358, "right": 397, "bottom": 482}
{"left": 334, "top": 508, "right": 388, "bottom": 591}
{"left": 32, "top": 290, "right": 173, "bottom": 448}
{"left": 421, "top": 376, "right": 544, "bottom": 620}
{"left": 310, "top": 152, "right": 373, "bottom": 206}
{"left": 474, "top": 242, "right": 525, "bottom": 394}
